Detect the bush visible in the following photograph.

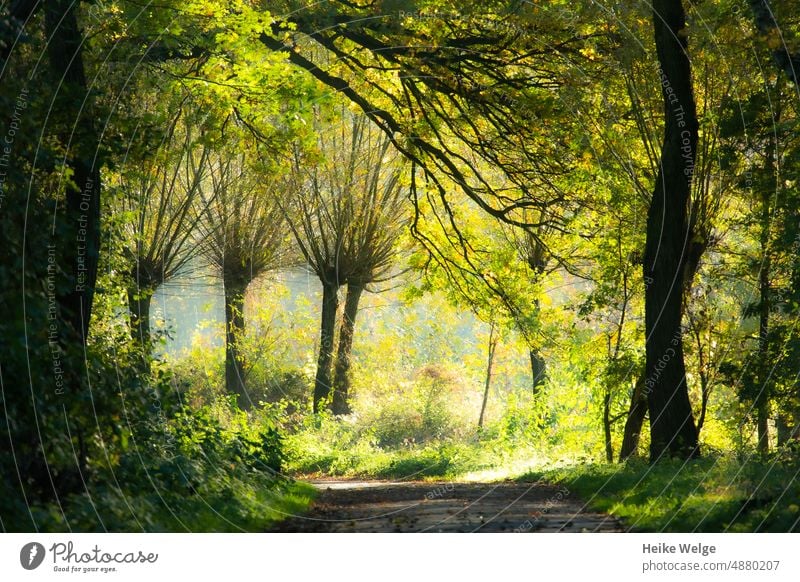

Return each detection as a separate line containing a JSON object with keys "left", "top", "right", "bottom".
{"left": 358, "top": 364, "right": 471, "bottom": 447}
{"left": 28, "top": 392, "right": 297, "bottom": 532}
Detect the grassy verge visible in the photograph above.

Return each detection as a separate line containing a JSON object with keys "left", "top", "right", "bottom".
{"left": 287, "top": 440, "right": 493, "bottom": 480}
{"left": 284, "top": 432, "right": 549, "bottom": 481}
{"left": 30, "top": 477, "right": 317, "bottom": 532}
{"left": 517, "top": 454, "right": 800, "bottom": 532}
{"left": 285, "top": 422, "right": 800, "bottom": 533}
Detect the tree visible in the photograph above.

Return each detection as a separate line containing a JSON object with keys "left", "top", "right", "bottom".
{"left": 643, "top": 0, "right": 701, "bottom": 461}
{"left": 43, "top": 0, "right": 103, "bottom": 345}
{"left": 595, "top": 3, "right": 743, "bottom": 460}
{"left": 0, "top": 0, "right": 109, "bottom": 507}
{"left": 117, "top": 116, "right": 213, "bottom": 352}
{"left": 744, "top": 0, "right": 800, "bottom": 450}
{"left": 478, "top": 320, "right": 500, "bottom": 428}
{"left": 285, "top": 111, "right": 407, "bottom": 414}
{"left": 196, "top": 148, "right": 293, "bottom": 409}
{"left": 502, "top": 215, "right": 557, "bottom": 395}
{"left": 259, "top": 1, "right": 599, "bottom": 280}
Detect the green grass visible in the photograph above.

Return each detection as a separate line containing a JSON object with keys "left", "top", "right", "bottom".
{"left": 279, "top": 407, "right": 800, "bottom": 533}
{"left": 32, "top": 477, "right": 317, "bottom": 532}
{"left": 285, "top": 438, "right": 502, "bottom": 480}
{"left": 518, "top": 454, "right": 800, "bottom": 532}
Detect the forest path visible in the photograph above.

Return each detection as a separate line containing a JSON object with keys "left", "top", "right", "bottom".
{"left": 269, "top": 479, "right": 623, "bottom": 532}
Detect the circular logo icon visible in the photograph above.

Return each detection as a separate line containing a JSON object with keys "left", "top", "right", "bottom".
{"left": 20, "top": 542, "right": 46, "bottom": 570}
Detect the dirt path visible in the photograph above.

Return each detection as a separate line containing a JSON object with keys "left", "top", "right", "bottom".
{"left": 269, "top": 480, "right": 623, "bottom": 532}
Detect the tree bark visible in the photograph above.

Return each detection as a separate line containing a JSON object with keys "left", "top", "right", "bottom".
{"left": 332, "top": 283, "right": 364, "bottom": 415}
{"left": 128, "top": 287, "right": 153, "bottom": 347}
{"left": 644, "top": 0, "right": 701, "bottom": 462}
{"left": 776, "top": 413, "right": 795, "bottom": 447}
{"left": 619, "top": 377, "right": 648, "bottom": 461}
{"left": 748, "top": 0, "right": 800, "bottom": 85}
{"left": 224, "top": 282, "right": 248, "bottom": 409}
{"left": 478, "top": 322, "right": 498, "bottom": 429}
{"left": 314, "top": 281, "right": 339, "bottom": 413}
{"left": 603, "top": 389, "right": 614, "bottom": 463}
{"left": 756, "top": 199, "right": 771, "bottom": 455}
{"left": 529, "top": 348, "right": 546, "bottom": 395}
{"left": 44, "top": 1, "right": 101, "bottom": 344}
{"left": 27, "top": 1, "right": 100, "bottom": 501}
{"left": 697, "top": 369, "right": 710, "bottom": 436}
{"left": 754, "top": 99, "right": 779, "bottom": 454}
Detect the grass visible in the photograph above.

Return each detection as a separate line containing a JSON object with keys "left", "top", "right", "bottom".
{"left": 31, "top": 477, "right": 317, "bottom": 532}
{"left": 517, "top": 453, "right": 800, "bottom": 532}
{"left": 285, "top": 421, "right": 800, "bottom": 533}
{"left": 284, "top": 432, "right": 549, "bottom": 481}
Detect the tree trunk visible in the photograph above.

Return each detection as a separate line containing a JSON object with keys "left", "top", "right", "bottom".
{"left": 756, "top": 232, "right": 771, "bottom": 455}
{"left": 314, "top": 281, "right": 339, "bottom": 413}
{"left": 332, "top": 283, "right": 364, "bottom": 415}
{"left": 478, "top": 322, "right": 498, "bottom": 428}
{"left": 644, "top": 0, "right": 700, "bottom": 462}
{"left": 697, "top": 370, "right": 710, "bottom": 436}
{"left": 33, "top": 1, "right": 100, "bottom": 501}
{"left": 44, "top": 1, "right": 101, "bottom": 344}
{"left": 128, "top": 286, "right": 154, "bottom": 375}
{"left": 619, "top": 377, "right": 648, "bottom": 461}
{"left": 749, "top": 0, "right": 800, "bottom": 452}
{"left": 603, "top": 389, "right": 614, "bottom": 463}
{"left": 224, "top": 282, "right": 248, "bottom": 409}
{"left": 128, "top": 287, "right": 153, "bottom": 347}
{"left": 776, "top": 413, "right": 794, "bottom": 447}
{"left": 748, "top": 0, "right": 800, "bottom": 85}
{"left": 754, "top": 140, "right": 777, "bottom": 454}
{"left": 529, "top": 348, "right": 546, "bottom": 395}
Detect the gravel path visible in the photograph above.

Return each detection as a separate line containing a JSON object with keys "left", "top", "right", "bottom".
{"left": 269, "top": 480, "right": 623, "bottom": 532}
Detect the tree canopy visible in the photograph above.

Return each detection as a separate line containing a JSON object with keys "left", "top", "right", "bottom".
{"left": 2, "top": 0, "right": 800, "bottom": 534}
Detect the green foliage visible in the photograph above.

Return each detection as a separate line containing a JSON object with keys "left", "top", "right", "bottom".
{"left": 281, "top": 368, "right": 550, "bottom": 480}
{"left": 523, "top": 451, "right": 800, "bottom": 532}
{"left": 6, "top": 0, "right": 800, "bottom": 534}
{"left": 22, "top": 384, "right": 304, "bottom": 532}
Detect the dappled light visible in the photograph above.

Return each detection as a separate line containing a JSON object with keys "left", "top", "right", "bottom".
{"left": 2, "top": 0, "right": 800, "bottom": 545}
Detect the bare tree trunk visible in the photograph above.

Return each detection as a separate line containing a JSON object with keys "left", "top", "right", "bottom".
{"left": 619, "top": 377, "right": 648, "bottom": 461}
{"left": 332, "top": 283, "right": 364, "bottom": 415}
{"left": 314, "top": 281, "right": 339, "bottom": 413}
{"left": 128, "top": 286, "right": 154, "bottom": 375}
{"left": 603, "top": 389, "right": 614, "bottom": 462}
{"left": 644, "top": 0, "right": 700, "bottom": 462}
{"left": 478, "top": 322, "right": 498, "bottom": 428}
{"left": 224, "top": 282, "right": 248, "bottom": 409}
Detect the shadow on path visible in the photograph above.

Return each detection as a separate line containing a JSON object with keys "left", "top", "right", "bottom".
{"left": 269, "top": 480, "right": 623, "bottom": 532}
